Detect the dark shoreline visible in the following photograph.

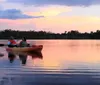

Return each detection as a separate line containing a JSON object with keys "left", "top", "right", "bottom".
{"left": 0, "top": 29, "right": 100, "bottom": 39}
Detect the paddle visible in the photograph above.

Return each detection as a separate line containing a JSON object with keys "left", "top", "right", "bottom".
{"left": 0, "top": 43, "right": 30, "bottom": 47}
{"left": 0, "top": 53, "right": 4, "bottom": 57}
{"left": 0, "top": 44, "right": 7, "bottom": 46}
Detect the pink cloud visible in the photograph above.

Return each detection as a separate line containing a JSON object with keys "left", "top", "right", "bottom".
{"left": 0, "top": 15, "right": 100, "bottom": 33}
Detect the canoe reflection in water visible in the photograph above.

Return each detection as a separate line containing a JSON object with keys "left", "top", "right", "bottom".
{"left": 7, "top": 51, "right": 43, "bottom": 65}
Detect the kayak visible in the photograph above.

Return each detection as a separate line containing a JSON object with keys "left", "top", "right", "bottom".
{"left": 6, "top": 45, "right": 43, "bottom": 52}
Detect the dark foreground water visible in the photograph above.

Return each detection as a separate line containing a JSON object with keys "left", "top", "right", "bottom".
{"left": 0, "top": 40, "right": 100, "bottom": 85}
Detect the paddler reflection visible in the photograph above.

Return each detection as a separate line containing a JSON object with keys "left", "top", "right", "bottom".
{"left": 8, "top": 52, "right": 16, "bottom": 63}
{"left": 7, "top": 51, "right": 43, "bottom": 65}
{"left": 19, "top": 53, "right": 27, "bottom": 65}
{"left": 19, "top": 52, "right": 43, "bottom": 65}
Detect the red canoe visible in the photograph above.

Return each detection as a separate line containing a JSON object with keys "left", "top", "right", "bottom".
{"left": 6, "top": 45, "right": 43, "bottom": 52}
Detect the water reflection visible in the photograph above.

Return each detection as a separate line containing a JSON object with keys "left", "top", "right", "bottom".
{"left": 1, "top": 40, "right": 100, "bottom": 85}
{"left": 8, "top": 52, "right": 16, "bottom": 63}
{"left": 7, "top": 51, "right": 43, "bottom": 65}
{"left": 0, "top": 53, "right": 4, "bottom": 57}
{"left": 19, "top": 54, "right": 27, "bottom": 65}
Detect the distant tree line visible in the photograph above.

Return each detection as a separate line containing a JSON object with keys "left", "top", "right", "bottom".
{"left": 0, "top": 29, "right": 100, "bottom": 39}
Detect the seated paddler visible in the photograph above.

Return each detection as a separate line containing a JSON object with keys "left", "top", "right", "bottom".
{"left": 8, "top": 36, "right": 17, "bottom": 47}
{"left": 19, "top": 37, "right": 30, "bottom": 47}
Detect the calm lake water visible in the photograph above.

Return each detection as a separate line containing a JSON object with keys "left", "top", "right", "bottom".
{"left": 0, "top": 40, "right": 100, "bottom": 85}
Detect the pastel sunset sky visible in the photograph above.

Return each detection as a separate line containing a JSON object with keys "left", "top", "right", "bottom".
{"left": 0, "top": 0, "right": 100, "bottom": 33}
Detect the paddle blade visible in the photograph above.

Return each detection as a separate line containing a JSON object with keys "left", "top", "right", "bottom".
{"left": 0, "top": 53, "right": 4, "bottom": 57}
{"left": 0, "top": 44, "right": 7, "bottom": 46}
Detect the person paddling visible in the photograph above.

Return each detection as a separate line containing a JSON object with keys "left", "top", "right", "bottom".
{"left": 8, "top": 36, "right": 17, "bottom": 47}
{"left": 19, "top": 37, "right": 30, "bottom": 47}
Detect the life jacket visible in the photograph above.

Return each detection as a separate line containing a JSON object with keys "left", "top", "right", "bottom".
{"left": 9, "top": 40, "right": 17, "bottom": 45}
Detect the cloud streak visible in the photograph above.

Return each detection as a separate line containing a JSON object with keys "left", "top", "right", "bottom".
{"left": 0, "top": 9, "right": 44, "bottom": 19}
{"left": 7, "top": 0, "right": 100, "bottom": 6}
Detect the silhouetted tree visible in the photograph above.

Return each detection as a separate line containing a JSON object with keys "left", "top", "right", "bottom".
{"left": 0, "top": 29, "right": 100, "bottom": 39}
